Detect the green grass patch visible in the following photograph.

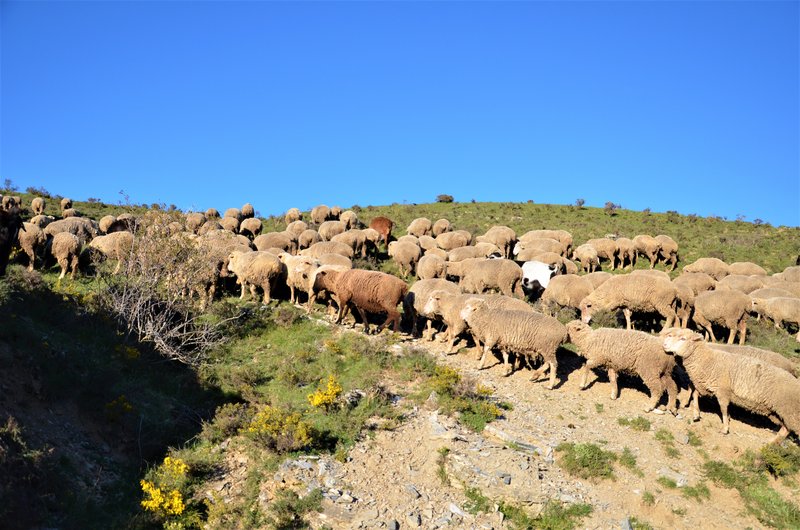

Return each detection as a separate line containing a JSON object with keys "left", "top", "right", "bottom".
{"left": 629, "top": 517, "right": 655, "bottom": 530}
{"left": 641, "top": 491, "right": 655, "bottom": 506}
{"left": 682, "top": 482, "right": 711, "bottom": 502}
{"left": 654, "top": 428, "right": 680, "bottom": 458}
{"left": 436, "top": 447, "right": 450, "bottom": 486}
{"left": 687, "top": 430, "right": 703, "bottom": 447}
{"left": 499, "top": 499, "right": 593, "bottom": 530}
{"left": 656, "top": 476, "right": 678, "bottom": 489}
{"left": 556, "top": 442, "right": 617, "bottom": 480}
{"left": 617, "top": 416, "right": 651, "bottom": 431}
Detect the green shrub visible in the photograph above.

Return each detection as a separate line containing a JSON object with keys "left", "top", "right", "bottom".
{"left": 556, "top": 442, "right": 617, "bottom": 480}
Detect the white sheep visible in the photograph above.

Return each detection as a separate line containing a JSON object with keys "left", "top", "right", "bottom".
{"left": 715, "top": 274, "right": 764, "bottom": 294}
{"left": 403, "top": 278, "right": 461, "bottom": 338}
{"left": 583, "top": 271, "right": 612, "bottom": 289}
{"left": 318, "top": 220, "right": 346, "bottom": 241}
{"left": 540, "top": 275, "right": 593, "bottom": 316}
{"left": 50, "top": 232, "right": 81, "bottom": 280}
{"left": 461, "top": 298, "right": 567, "bottom": 388}
{"left": 278, "top": 253, "right": 319, "bottom": 304}
{"left": 226, "top": 250, "right": 286, "bottom": 304}
{"left": 750, "top": 297, "right": 800, "bottom": 341}
{"left": 585, "top": 238, "right": 619, "bottom": 269}
{"left": 254, "top": 232, "right": 296, "bottom": 254}
{"left": 436, "top": 231, "right": 470, "bottom": 251}
{"left": 615, "top": 237, "right": 637, "bottom": 269}
{"left": 87, "top": 231, "right": 134, "bottom": 274}
{"left": 655, "top": 235, "right": 679, "bottom": 271}
{"left": 683, "top": 257, "right": 729, "bottom": 280}
{"left": 300, "top": 241, "right": 354, "bottom": 259}
{"left": 423, "top": 291, "right": 534, "bottom": 354}
{"left": 310, "top": 204, "right": 332, "bottom": 225}
{"left": 579, "top": 274, "right": 678, "bottom": 330}
{"left": 447, "top": 257, "right": 524, "bottom": 299}
{"left": 660, "top": 328, "right": 800, "bottom": 443}
{"left": 388, "top": 240, "right": 422, "bottom": 277}
{"left": 406, "top": 217, "right": 433, "bottom": 237}
{"left": 692, "top": 290, "right": 750, "bottom": 344}
{"left": 632, "top": 235, "right": 660, "bottom": 269}
{"left": 728, "top": 261, "right": 767, "bottom": 276}
{"left": 566, "top": 321, "right": 678, "bottom": 414}
{"left": 16, "top": 222, "right": 45, "bottom": 271}
{"left": 431, "top": 218, "right": 452, "bottom": 236}
{"left": 340, "top": 210, "right": 359, "bottom": 229}
{"left": 475, "top": 226, "right": 516, "bottom": 258}
{"left": 284, "top": 207, "right": 302, "bottom": 225}
{"left": 513, "top": 238, "right": 566, "bottom": 259}
{"left": 673, "top": 272, "right": 716, "bottom": 296}
{"left": 711, "top": 343, "right": 797, "bottom": 377}
{"left": 416, "top": 254, "right": 447, "bottom": 280}
{"left": 572, "top": 244, "right": 599, "bottom": 273}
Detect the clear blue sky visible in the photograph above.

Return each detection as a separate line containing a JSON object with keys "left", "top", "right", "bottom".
{"left": 2, "top": 1, "right": 798, "bottom": 226}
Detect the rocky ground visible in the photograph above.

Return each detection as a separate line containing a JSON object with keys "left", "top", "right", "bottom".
{"left": 212, "top": 314, "right": 798, "bottom": 530}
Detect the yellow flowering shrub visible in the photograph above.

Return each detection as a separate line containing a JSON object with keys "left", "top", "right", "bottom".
{"left": 105, "top": 394, "right": 134, "bottom": 421}
{"left": 243, "top": 405, "right": 313, "bottom": 452}
{"left": 140, "top": 456, "right": 189, "bottom": 520}
{"left": 307, "top": 375, "right": 343, "bottom": 410}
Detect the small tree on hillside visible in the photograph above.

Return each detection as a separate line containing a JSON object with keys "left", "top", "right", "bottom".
{"left": 604, "top": 202, "right": 620, "bottom": 216}
{"left": 436, "top": 194, "right": 454, "bottom": 203}
{"left": 575, "top": 198, "right": 585, "bottom": 210}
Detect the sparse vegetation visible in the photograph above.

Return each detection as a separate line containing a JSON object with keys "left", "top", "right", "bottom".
{"left": 556, "top": 442, "right": 618, "bottom": 480}
{"left": 618, "top": 416, "right": 651, "bottom": 431}
{"left": 655, "top": 428, "right": 680, "bottom": 458}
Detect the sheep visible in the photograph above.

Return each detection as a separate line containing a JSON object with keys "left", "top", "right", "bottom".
{"left": 318, "top": 220, "right": 346, "bottom": 241}
{"left": 205, "top": 208, "right": 220, "bottom": 219}
{"left": 571, "top": 244, "right": 599, "bottom": 273}
{"left": 448, "top": 245, "right": 491, "bottom": 263}
{"left": 711, "top": 343, "right": 797, "bottom": 377}
{"left": 224, "top": 207, "right": 242, "bottom": 222}
{"left": 406, "top": 217, "right": 433, "bottom": 237}
{"left": 219, "top": 216, "right": 240, "bottom": 233}
{"left": 540, "top": 275, "right": 594, "bottom": 316}
{"left": 416, "top": 254, "right": 447, "bottom": 280}
{"left": 566, "top": 321, "right": 678, "bottom": 414}
{"left": 62, "top": 208, "right": 78, "bottom": 218}
{"left": 388, "top": 240, "right": 422, "bottom": 277}
{"left": 329, "top": 206, "right": 342, "bottom": 220}
{"left": 584, "top": 271, "right": 612, "bottom": 289}
{"left": 673, "top": 272, "right": 716, "bottom": 296}
{"left": 241, "top": 203, "right": 254, "bottom": 219}
{"left": 715, "top": 274, "right": 764, "bottom": 294}
{"left": 672, "top": 280, "right": 695, "bottom": 328}
{"left": 340, "top": 210, "right": 358, "bottom": 229}
{"left": 761, "top": 277, "right": 800, "bottom": 297}
{"left": 51, "top": 232, "right": 81, "bottom": 280}
{"left": 317, "top": 253, "right": 352, "bottom": 269}
{"left": 99, "top": 215, "right": 117, "bottom": 234}
{"left": 31, "top": 197, "right": 46, "bottom": 216}
{"left": 311, "top": 205, "right": 332, "bottom": 225}
{"left": 1, "top": 196, "right": 16, "bottom": 209}
{"left": 298, "top": 229, "right": 322, "bottom": 250}
{"left": 284, "top": 207, "right": 302, "bottom": 225}
{"left": 585, "top": 238, "right": 619, "bottom": 269}
{"left": 29, "top": 215, "right": 55, "bottom": 229}
{"left": 579, "top": 274, "right": 678, "bottom": 330}
{"left": 453, "top": 230, "right": 474, "bottom": 246}
{"left": 615, "top": 237, "right": 637, "bottom": 269}
{"left": 520, "top": 260, "right": 560, "bottom": 298}
{"left": 418, "top": 235, "right": 437, "bottom": 251}
{"left": 436, "top": 231, "right": 470, "bottom": 251}
{"left": 513, "top": 238, "right": 565, "bottom": 259}
{"left": 683, "top": 257, "right": 729, "bottom": 280}
{"left": 778, "top": 266, "right": 800, "bottom": 283}
{"left": 425, "top": 247, "right": 449, "bottom": 260}
{"left": 0, "top": 208, "right": 23, "bottom": 276}
{"left": 197, "top": 220, "right": 223, "bottom": 235}
{"left": 475, "top": 226, "right": 516, "bottom": 258}
{"left": 655, "top": 235, "right": 679, "bottom": 271}
{"left": 729, "top": 261, "right": 767, "bottom": 276}
{"left": 446, "top": 257, "right": 524, "bottom": 299}
{"left": 751, "top": 297, "right": 800, "bottom": 341}
{"left": 331, "top": 230, "right": 367, "bottom": 258}
{"left": 323, "top": 269, "right": 408, "bottom": 333}
{"left": 279, "top": 253, "right": 319, "bottom": 304}
{"left": 460, "top": 298, "right": 567, "bottom": 387}
{"left": 189, "top": 231, "right": 251, "bottom": 309}
{"left": 254, "top": 232, "right": 296, "bottom": 254}
{"left": 368, "top": 216, "right": 393, "bottom": 249}
{"left": 307, "top": 264, "right": 349, "bottom": 314}
{"left": 286, "top": 220, "right": 308, "bottom": 238}
{"left": 87, "top": 231, "right": 134, "bottom": 274}
{"left": 630, "top": 234, "right": 659, "bottom": 269}
{"left": 225, "top": 250, "right": 286, "bottom": 304}
{"left": 432, "top": 219, "right": 452, "bottom": 236}
{"left": 239, "top": 217, "right": 263, "bottom": 239}
{"left": 396, "top": 235, "right": 420, "bottom": 246}
{"left": 424, "top": 291, "right": 533, "bottom": 353}
{"left": 60, "top": 197, "right": 73, "bottom": 211}
{"left": 660, "top": 328, "right": 800, "bottom": 443}
{"left": 692, "top": 290, "right": 750, "bottom": 344}
{"left": 186, "top": 212, "right": 206, "bottom": 233}
{"left": 300, "top": 241, "right": 354, "bottom": 259}
{"left": 519, "top": 229, "right": 573, "bottom": 252}
{"left": 403, "top": 278, "right": 461, "bottom": 338}
{"left": 43, "top": 217, "right": 97, "bottom": 245}
{"left": 15, "top": 222, "right": 45, "bottom": 271}
{"left": 631, "top": 269, "right": 671, "bottom": 282}
{"left": 750, "top": 287, "right": 798, "bottom": 303}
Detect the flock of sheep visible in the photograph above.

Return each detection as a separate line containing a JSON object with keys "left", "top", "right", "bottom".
{"left": 2, "top": 195, "right": 800, "bottom": 445}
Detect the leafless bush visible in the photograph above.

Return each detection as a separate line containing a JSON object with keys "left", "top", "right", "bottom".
{"left": 98, "top": 211, "right": 237, "bottom": 365}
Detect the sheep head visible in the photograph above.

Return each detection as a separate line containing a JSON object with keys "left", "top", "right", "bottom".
{"left": 565, "top": 320, "right": 591, "bottom": 342}
{"left": 460, "top": 298, "right": 487, "bottom": 322}
{"left": 423, "top": 289, "right": 448, "bottom": 316}
{"left": 660, "top": 328, "right": 703, "bottom": 357}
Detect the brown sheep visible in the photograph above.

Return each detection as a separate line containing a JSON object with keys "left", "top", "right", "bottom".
{"left": 368, "top": 216, "right": 394, "bottom": 249}
{"left": 322, "top": 269, "right": 408, "bottom": 333}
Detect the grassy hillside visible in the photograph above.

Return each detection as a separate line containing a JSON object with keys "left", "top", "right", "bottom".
{"left": 2, "top": 183, "right": 799, "bottom": 529}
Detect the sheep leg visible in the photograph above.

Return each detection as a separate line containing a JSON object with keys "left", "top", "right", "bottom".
{"left": 58, "top": 258, "right": 68, "bottom": 279}
{"left": 769, "top": 424, "right": 790, "bottom": 445}
{"left": 691, "top": 390, "right": 701, "bottom": 421}
{"left": 478, "top": 339, "right": 497, "bottom": 370}
{"left": 378, "top": 309, "right": 401, "bottom": 333}
{"left": 608, "top": 369, "right": 619, "bottom": 400}
{"left": 289, "top": 285, "right": 296, "bottom": 304}
{"left": 501, "top": 351, "right": 514, "bottom": 376}
{"left": 623, "top": 308, "right": 633, "bottom": 330}
{"left": 579, "top": 361, "right": 596, "bottom": 390}
{"left": 357, "top": 307, "right": 372, "bottom": 334}
{"left": 662, "top": 375, "right": 678, "bottom": 415}
{"left": 737, "top": 317, "right": 747, "bottom": 345}
{"left": 718, "top": 395, "right": 731, "bottom": 434}
{"left": 546, "top": 359, "right": 558, "bottom": 390}
{"left": 335, "top": 297, "right": 350, "bottom": 324}
{"left": 643, "top": 379, "right": 664, "bottom": 413}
